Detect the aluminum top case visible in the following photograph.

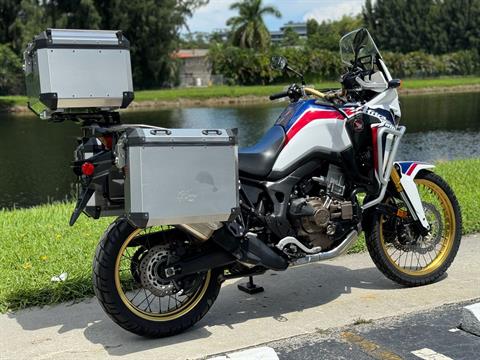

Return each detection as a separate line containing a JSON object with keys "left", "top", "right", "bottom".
{"left": 24, "top": 29, "right": 134, "bottom": 119}
{"left": 123, "top": 128, "right": 239, "bottom": 228}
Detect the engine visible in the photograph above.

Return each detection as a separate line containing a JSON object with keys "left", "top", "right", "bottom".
{"left": 289, "top": 165, "right": 356, "bottom": 251}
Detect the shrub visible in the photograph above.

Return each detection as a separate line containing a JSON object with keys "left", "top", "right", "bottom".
{"left": 441, "top": 50, "right": 480, "bottom": 76}
{"left": 383, "top": 50, "right": 479, "bottom": 78}
{"left": 210, "top": 45, "right": 345, "bottom": 85}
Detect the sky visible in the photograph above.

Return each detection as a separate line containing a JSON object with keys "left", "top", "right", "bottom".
{"left": 184, "top": 0, "right": 365, "bottom": 33}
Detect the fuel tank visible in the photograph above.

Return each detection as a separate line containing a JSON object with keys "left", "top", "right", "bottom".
{"left": 272, "top": 99, "right": 352, "bottom": 173}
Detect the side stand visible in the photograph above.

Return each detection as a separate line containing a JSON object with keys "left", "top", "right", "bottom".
{"left": 237, "top": 276, "right": 264, "bottom": 294}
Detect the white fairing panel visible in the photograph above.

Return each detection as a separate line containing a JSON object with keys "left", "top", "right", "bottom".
{"left": 272, "top": 119, "right": 351, "bottom": 172}
{"left": 356, "top": 71, "right": 388, "bottom": 93}
{"left": 365, "top": 88, "right": 401, "bottom": 118}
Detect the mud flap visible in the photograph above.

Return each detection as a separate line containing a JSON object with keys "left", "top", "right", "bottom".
{"left": 69, "top": 187, "right": 95, "bottom": 226}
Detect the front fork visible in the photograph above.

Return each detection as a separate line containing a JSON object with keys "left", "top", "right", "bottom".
{"left": 389, "top": 165, "right": 430, "bottom": 232}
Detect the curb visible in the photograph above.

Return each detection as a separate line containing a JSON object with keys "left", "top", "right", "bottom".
{"left": 461, "top": 302, "right": 480, "bottom": 336}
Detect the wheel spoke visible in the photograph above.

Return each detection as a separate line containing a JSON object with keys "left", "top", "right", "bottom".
{"left": 115, "top": 228, "right": 207, "bottom": 318}
{"left": 379, "top": 176, "right": 455, "bottom": 275}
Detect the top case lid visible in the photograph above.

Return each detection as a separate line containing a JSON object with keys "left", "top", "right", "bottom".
{"left": 126, "top": 128, "right": 238, "bottom": 147}
{"left": 29, "top": 28, "right": 130, "bottom": 52}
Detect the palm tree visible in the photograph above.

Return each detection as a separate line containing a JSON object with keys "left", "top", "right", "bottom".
{"left": 227, "top": 0, "right": 281, "bottom": 49}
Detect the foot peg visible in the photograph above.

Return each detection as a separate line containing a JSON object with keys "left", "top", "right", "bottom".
{"left": 238, "top": 276, "right": 264, "bottom": 294}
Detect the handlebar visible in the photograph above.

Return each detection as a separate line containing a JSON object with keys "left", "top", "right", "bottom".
{"left": 304, "top": 87, "right": 326, "bottom": 98}
{"left": 269, "top": 86, "right": 336, "bottom": 103}
{"left": 269, "top": 91, "right": 290, "bottom": 101}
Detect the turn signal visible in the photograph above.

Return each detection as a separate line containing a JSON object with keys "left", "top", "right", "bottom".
{"left": 81, "top": 162, "right": 95, "bottom": 176}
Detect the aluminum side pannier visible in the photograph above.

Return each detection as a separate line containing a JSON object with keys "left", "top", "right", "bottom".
{"left": 24, "top": 29, "right": 134, "bottom": 119}
{"left": 122, "top": 128, "right": 239, "bottom": 227}
{"left": 75, "top": 126, "right": 239, "bottom": 228}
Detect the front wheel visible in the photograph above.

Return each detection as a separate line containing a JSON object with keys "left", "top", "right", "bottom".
{"left": 92, "top": 219, "right": 222, "bottom": 337}
{"left": 366, "top": 170, "right": 462, "bottom": 286}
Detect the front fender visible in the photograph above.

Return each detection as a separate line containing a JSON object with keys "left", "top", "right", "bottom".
{"left": 394, "top": 161, "right": 435, "bottom": 229}
{"left": 396, "top": 161, "right": 435, "bottom": 178}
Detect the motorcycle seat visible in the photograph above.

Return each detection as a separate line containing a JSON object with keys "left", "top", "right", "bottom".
{"left": 238, "top": 125, "right": 285, "bottom": 178}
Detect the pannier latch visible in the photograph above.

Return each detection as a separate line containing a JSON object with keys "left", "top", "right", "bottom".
{"left": 150, "top": 129, "right": 172, "bottom": 135}
{"left": 202, "top": 129, "right": 222, "bottom": 135}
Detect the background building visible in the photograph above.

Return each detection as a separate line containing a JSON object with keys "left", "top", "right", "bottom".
{"left": 176, "top": 49, "right": 212, "bottom": 87}
{"left": 270, "top": 22, "right": 308, "bottom": 44}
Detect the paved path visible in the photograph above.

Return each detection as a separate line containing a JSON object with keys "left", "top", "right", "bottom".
{"left": 1, "top": 234, "right": 479, "bottom": 360}
{"left": 213, "top": 301, "right": 479, "bottom": 360}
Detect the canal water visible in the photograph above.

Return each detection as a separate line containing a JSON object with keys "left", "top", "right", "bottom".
{"left": 0, "top": 91, "right": 479, "bottom": 209}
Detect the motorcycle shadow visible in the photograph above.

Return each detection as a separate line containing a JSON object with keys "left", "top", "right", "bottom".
{"left": 207, "top": 262, "right": 399, "bottom": 326}
{"left": 8, "top": 262, "right": 420, "bottom": 356}
{"left": 83, "top": 263, "right": 405, "bottom": 356}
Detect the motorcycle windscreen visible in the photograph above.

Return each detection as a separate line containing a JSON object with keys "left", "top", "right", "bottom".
{"left": 339, "top": 28, "right": 382, "bottom": 69}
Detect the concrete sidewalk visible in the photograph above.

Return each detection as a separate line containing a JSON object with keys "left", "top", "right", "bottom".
{"left": 1, "top": 234, "right": 479, "bottom": 360}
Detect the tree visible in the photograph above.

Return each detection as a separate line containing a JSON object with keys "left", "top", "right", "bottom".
{"left": 227, "top": 0, "right": 281, "bottom": 49}
{"left": 8, "top": 0, "right": 45, "bottom": 53}
{"left": 362, "top": 0, "right": 480, "bottom": 54}
{"left": 0, "top": 0, "right": 209, "bottom": 91}
{"left": 434, "top": 0, "right": 480, "bottom": 53}
{"left": 179, "top": 32, "right": 210, "bottom": 49}
{"left": 103, "top": 0, "right": 208, "bottom": 88}
{"left": 306, "top": 16, "right": 362, "bottom": 51}
{"left": 0, "top": 44, "right": 23, "bottom": 95}
{"left": 209, "top": 30, "right": 229, "bottom": 45}
{"left": 53, "top": 0, "right": 102, "bottom": 29}
{"left": 282, "top": 26, "right": 300, "bottom": 47}
{"left": 0, "top": 0, "right": 22, "bottom": 44}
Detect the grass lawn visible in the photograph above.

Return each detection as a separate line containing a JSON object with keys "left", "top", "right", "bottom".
{"left": 1, "top": 76, "right": 480, "bottom": 109}
{"left": 400, "top": 76, "right": 480, "bottom": 89}
{"left": 0, "top": 158, "right": 479, "bottom": 312}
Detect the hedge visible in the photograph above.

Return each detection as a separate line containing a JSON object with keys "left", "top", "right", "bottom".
{"left": 209, "top": 45, "right": 480, "bottom": 85}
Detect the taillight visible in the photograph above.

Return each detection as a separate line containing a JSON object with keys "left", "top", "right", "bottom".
{"left": 99, "top": 135, "right": 113, "bottom": 150}
{"left": 81, "top": 162, "right": 95, "bottom": 176}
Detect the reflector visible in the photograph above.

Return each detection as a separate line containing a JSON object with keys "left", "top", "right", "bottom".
{"left": 81, "top": 162, "right": 95, "bottom": 176}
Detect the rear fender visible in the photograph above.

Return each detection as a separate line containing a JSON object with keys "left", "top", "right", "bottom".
{"left": 395, "top": 161, "right": 435, "bottom": 229}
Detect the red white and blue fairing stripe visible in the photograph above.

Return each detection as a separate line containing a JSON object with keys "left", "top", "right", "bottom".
{"left": 277, "top": 100, "right": 346, "bottom": 143}
{"left": 397, "top": 161, "right": 435, "bottom": 178}
{"left": 272, "top": 100, "right": 352, "bottom": 173}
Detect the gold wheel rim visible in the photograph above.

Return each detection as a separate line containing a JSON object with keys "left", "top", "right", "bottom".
{"left": 380, "top": 178, "right": 456, "bottom": 276}
{"left": 114, "top": 228, "right": 211, "bottom": 322}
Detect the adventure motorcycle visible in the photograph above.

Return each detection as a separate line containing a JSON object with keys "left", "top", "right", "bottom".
{"left": 29, "top": 28, "right": 463, "bottom": 338}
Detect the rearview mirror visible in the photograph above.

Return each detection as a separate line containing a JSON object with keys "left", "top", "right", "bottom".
{"left": 271, "top": 56, "right": 288, "bottom": 71}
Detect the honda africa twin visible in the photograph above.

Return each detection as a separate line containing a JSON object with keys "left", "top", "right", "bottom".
{"left": 27, "top": 28, "right": 462, "bottom": 338}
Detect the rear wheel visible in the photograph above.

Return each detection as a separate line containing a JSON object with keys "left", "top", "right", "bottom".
{"left": 92, "top": 218, "right": 222, "bottom": 337}
{"left": 366, "top": 171, "right": 462, "bottom": 286}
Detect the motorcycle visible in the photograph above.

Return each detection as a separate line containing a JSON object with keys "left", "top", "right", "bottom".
{"left": 50, "top": 28, "right": 463, "bottom": 337}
